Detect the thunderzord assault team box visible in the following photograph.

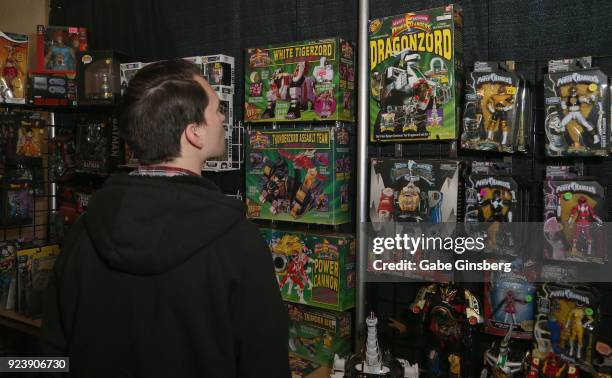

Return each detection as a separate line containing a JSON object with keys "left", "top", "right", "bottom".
{"left": 369, "top": 4, "right": 463, "bottom": 142}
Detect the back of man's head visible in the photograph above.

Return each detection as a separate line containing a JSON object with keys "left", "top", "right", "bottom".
{"left": 119, "top": 59, "right": 208, "bottom": 165}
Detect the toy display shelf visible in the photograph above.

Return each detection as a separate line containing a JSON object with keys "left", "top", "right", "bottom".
{"left": 0, "top": 307, "right": 42, "bottom": 337}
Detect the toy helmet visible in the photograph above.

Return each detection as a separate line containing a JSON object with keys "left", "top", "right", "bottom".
{"left": 578, "top": 196, "right": 587, "bottom": 204}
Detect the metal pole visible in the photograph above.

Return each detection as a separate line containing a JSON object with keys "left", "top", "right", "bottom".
{"left": 356, "top": 0, "right": 369, "bottom": 348}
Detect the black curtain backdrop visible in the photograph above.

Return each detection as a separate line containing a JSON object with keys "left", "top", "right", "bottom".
{"left": 50, "top": 0, "right": 612, "bottom": 362}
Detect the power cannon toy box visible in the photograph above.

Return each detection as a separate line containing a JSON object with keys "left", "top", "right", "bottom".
{"left": 36, "top": 25, "right": 88, "bottom": 73}
{"left": 261, "top": 228, "right": 355, "bottom": 311}
{"left": 462, "top": 61, "right": 531, "bottom": 153}
{"left": 543, "top": 177, "right": 606, "bottom": 264}
{"left": 369, "top": 4, "right": 463, "bottom": 142}
{"left": 244, "top": 37, "right": 355, "bottom": 122}
{"left": 0, "top": 31, "right": 28, "bottom": 104}
{"left": 544, "top": 58, "right": 609, "bottom": 157}
{"left": 287, "top": 302, "right": 352, "bottom": 365}
{"left": 534, "top": 283, "right": 600, "bottom": 367}
{"left": 246, "top": 126, "right": 352, "bottom": 225}
{"left": 369, "top": 158, "right": 460, "bottom": 223}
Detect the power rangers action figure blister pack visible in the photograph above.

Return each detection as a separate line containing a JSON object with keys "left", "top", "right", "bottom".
{"left": 260, "top": 228, "right": 355, "bottom": 311}
{"left": 544, "top": 58, "right": 609, "bottom": 157}
{"left": 464, "top": 162, "right": 520, "bottom": 256}
{"left": 543, "top": 172, "right": 606, "bottom": 264}
{"left": 533, "top": 283, "right": 600, "bottom": 370}
{"left": 246, "top": 126, "right": 352, "bottom": 225}
{"left": 484, "top": 259, "right": 536, "bottom": 339}
{"left": 369, "top": 4, "right": 462, "bottom": 142}
{"left": 0, "top": 31, "right": 28, "bottom": 104}
{"left": 461, "top": 61, "right": 531, "bottom": 153}
{"left": 370, "top": 159, "right": 460, "bottom": 223}
{"left": 244, "top": 37, "right": 355, "bottom": 122}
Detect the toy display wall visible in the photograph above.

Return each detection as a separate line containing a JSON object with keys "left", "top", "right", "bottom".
{"left": 48, "top": 0, "right": 612, "bottom": 371}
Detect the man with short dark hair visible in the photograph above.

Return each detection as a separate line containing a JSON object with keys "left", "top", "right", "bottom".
{"left": 41, "top": 59, "right": 290, "bottom": 378}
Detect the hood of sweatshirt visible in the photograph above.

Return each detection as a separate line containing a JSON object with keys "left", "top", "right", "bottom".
{"left": 83, "top": 174, "right": 246, "bottom": 275}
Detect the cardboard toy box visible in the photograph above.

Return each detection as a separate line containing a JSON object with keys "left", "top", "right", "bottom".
{"left": 369, "top": 4, "right": 463, "bottom": 141}
{"left": 36, "top": 25, "right": 87, "bottom": 73}
{"left": 120, "top": 62, "right": 147, "bottom": 96}
{"left": 202, "top": 54, "right": 235, "bottom": 94}
{"left": 369, "top": 158, "right": 460, "bottom": 223}
{"left": 246, "top": 126, "right": 352, "bottom": 225}
{"left": 287, "top": 303, "right": 352, "bottom": 365}
{"left": 244, "top": 37, "right": 355, "bottom": 122}
{"left": 28, "top": 71, "right": 77, "bottom": 106}
{"left": 77, "top": 50, "right": 130, "bottom": 105}
{"left": 74, "top": 114, "right": 122, "bottom": 176}
{"left": 261, "top": 228, "right": 355, "bottom": 311}
{"left": 0, "top": 31, "right": 28, "bottom": 104}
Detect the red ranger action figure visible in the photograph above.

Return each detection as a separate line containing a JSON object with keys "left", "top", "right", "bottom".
{"left": 278, "top": 250, "right": 310, "bottom": 304}
{"left": 568, "top": 196, "right": 602, "bottom": 255}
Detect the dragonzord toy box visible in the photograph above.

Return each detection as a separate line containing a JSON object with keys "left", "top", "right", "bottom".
{"left": 543, "top": 177, "right": 606, "bottom": 264}
{"left": 369, "top": 4, "right": 463, "bottom": 142}
{"left": 369, "top": 159, "right": 460, "bottom": 223}
{"left": 534, "top": 283, "right": 600, "bottom": 367}
{"left": 244, "top": 37, "right": 355, "bottom": 122}
{"left": 464, "top": 162, "right": 521, "bottom": 256}
{"left": 0, "top": 31, "right": 28, "bottom": 104}
{"left": 484, "top": 260, "right": 536, "bottom": 339}
{"left": 74, "top": 115, "right": 122, "bottom": 176}
{"left": 287, "top": 303, "right": 351, "bottom": 365}
{"left": 246, "top": 126, "right": 352, "bottom": 225}
{"left": 261, "top": 228, "right": 355, "bottom": 311}
{"left": 36, "top": 25, "right": 88, "bottom": 73}
{"left": 462, "top": 61, "right": 531, "bottom": 153}
{"left": 544, "top": 59, "right": 609, "bottom": 156}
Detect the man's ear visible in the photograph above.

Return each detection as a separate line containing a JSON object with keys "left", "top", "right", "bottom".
{"left": 184, "top": 123, "right": 204, "bottom": 149}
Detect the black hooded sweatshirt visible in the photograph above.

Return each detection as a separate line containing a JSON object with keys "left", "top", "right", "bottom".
{"left": 41, "top": 174, "right": 290, "bottom": 378}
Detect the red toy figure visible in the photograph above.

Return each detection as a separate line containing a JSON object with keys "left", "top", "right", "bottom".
{"left": 278, "top": 249, "right": 310, "bottom": 304}
{"left": 377, "top": 188, "right": 394, "bottom": 221}
{"left": 568, "top": 195, "right": 602, "bottom": 255}
{"left": 542, "top": 353, "right": 567, "bottom": 377}
{"left": 278, "top": 149, "right": 326, "bottom": 181}
{"left": 493, "top": 289, "right": 527, "bottom": 325}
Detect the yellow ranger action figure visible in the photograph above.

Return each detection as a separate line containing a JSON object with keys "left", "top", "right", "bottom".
{"left": 565, "top": 303, "right": 593, "bottom": 360}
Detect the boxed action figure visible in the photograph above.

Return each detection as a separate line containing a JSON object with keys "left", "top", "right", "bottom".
{"left": 369, "top": 4, "right": 463, "bottom": 141}
{"left": 28, "top": 71, "right": 77, "bottom": 106}
{"left": 287, "top": 303, "right": 352, "bottom": 365}
{"left": 74, "top": 115, "right": 122, "bottom": 175}
{"left": 543, "top": 170, "right": 606, "bottom": 263}
{"left": 244, "top": 37, "right": 355, "bottom": 122}
{"left": 464, "top": 161, "right": 520, "bottom": 256}
{"left": 1, "top": 178, "right": 33, "bottom": 226}
{"left": 120, "top": 62, "right": 147, "bottom": 96}
{"left": 544, "top": 58, "right": 609, "bottom": 156}
{"left": 77, "top": 50, "right": 130, "bottom": 105}
{"left": 369, "top": 158, "right": 460, "bottom": 223}
{"left": 0, "top": 242, "right": 17, "bottom": 310}
{"left": 245, "top": 126, "right": 352, "bottom": 225}
{"left": 202, "top": 54, "right": 235, "bottom": 94}
{"left": 261, "top": 228, "right": 355, "bottom": 311}
{"left": 218, "top": 90, "right": 234, "bottom": 127}
{"left": 461, "top": 61, "right": 531, "bottom": 153}
{"left": 36, "top": 25, "right": 87, "bottom": 73}
{"left": 202, "top": 125, "right": 236, "bottom": 172}
{"left": 484, "top": 259, "right": 536, "bottom": 339}
{"left": 0, "top": 31, "right": 28, "bottom": 104}
{"left": 534, "top": 283, "right": 600, "bottom": 367}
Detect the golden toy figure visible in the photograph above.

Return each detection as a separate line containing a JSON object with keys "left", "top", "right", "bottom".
{"left": 486, "top": 86, "right": 514, "bottom": 145}
{"left": 565, "top": 304, "right": 593, "bottom": 360}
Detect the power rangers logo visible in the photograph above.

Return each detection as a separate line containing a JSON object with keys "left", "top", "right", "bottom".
{"left": 248, "top": 48, "right": 272, "bottom": 68}
{"left": 476, "top": 73, "right": 514, "bottom": 85}
{"left": 391, "top": 14, "right": 432, "bottom": 35}
{"left": 555, "top": 182, "right": 597, "bottom": 195}
{"left": 249, "top": 131, "right": 270, "bottom": 149}
{"left": 556, "top": 72, "right": 600, "bottom": 86}
{"left": 475, "top": 177, "right": 512, "bottom": 190}
{"left": 549, "top": 289, "right": 590, "bottom": 305}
